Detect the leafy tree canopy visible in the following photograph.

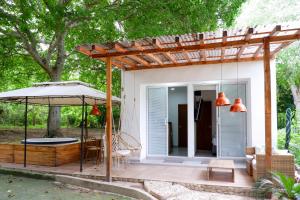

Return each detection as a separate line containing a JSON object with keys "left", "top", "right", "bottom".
{"left": 0, "top": 0, "right": 245, "bottom": 130}
{"left": 235, "top": 0, "right": 300, "bottom": 116}
{"left": 0, "top": 0, "right": 245, "bottom": 92}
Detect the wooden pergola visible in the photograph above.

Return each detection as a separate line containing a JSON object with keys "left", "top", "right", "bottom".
{"left": 77, "top": 23, "right": 300, "bottom": 182}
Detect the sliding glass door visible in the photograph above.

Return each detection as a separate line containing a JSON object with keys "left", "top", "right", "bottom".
{"left": 219, "top": 83, "right": 247, "bottom": 157}
{"left": 147, "top": 87, "right": 168, "bottom": 156}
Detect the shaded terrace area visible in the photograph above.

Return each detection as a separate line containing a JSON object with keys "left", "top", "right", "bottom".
{"left": 0, "top": 161, "right": 253, "bottom": 195}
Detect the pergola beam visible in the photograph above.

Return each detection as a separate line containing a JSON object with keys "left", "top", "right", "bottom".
{"left": 132, "top": 41, "right": 162, "bottom": 65}
{"left": 152, "top": 39, "right": 177, "bottom": 64}
{"left": 198, "top": 34, "right": 206, "bottom": 62}
{"left": 271, "top": 42, "right": 292, "bottom": 57}
{"left": 175, "top": 36, "right": 191, "bottom": 63}
{"left": 237, "top": 28, "right": 254, "bottom": 59}
{"left": 77, "top": 45, "right": 125, "bottom": 68}
{"left": 89, "top": 34, "right": 300, "bottom": 59}
{"left": 93, "top": 44, "right": 132, "bottom": 69}
{"left": 221, "top": 31, "right": 227, "bottom": 61}
{"left": 126, "top": 56, "right": 262, "bottom": 71}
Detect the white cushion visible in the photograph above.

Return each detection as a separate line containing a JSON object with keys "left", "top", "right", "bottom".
{"left": 116, "top": 150, "right": 131, "bottom": 156}
{"left": 246, "top": 155, "right": 254, "bottom": 161}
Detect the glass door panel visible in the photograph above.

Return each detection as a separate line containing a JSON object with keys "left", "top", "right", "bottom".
{"left": 219, "top": 83, "right": 247, "bottom": 157}
{"left": 147, "top": 87, "right": 168, "bottom": 156}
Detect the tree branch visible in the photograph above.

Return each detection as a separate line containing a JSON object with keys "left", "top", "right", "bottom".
{"left": 14, "top": 26, "right": 52, "bottom": 75}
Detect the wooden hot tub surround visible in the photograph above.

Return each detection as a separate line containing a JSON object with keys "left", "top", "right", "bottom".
{"left": 0, "top": 140, "right": 99, "bottom": 167}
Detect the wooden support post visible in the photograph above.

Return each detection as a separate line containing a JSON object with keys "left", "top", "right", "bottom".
{"left": 80, "top": 95, "right": 85, "bottom": 172}
{"left": 263, "top": 37, "right": 272, "bottom": 172}
{"left": 24, "top": 96, "right": 28, "bottom": 168}
{"left": 106, "top": 57, "right": 113, "bottom": 182}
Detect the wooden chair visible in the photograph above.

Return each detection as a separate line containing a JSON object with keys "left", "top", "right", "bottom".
{"left": 84, "top": 136, "right": 103, "bottom": 165}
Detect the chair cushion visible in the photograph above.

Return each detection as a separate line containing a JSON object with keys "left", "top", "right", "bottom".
{"left": 116, "top": 150, "right": 131, "bottom": 156}
{"left": 246, "top": 155, "right": 254, "bottom": 161}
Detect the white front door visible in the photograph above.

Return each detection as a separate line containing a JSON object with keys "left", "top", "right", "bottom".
{"left": 147, "top": 87, "right": 168, "bottom": 156}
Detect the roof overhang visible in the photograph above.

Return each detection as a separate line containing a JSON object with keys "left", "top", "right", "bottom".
{"left": 76, "top": 23, "right": 300, "bottom": 71}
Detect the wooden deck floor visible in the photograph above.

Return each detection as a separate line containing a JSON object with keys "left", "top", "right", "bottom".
{"left": 0, "top": 160, "right": 253, "bottom": 188}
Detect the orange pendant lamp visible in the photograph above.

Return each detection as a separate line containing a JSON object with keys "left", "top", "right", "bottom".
{"left": 90, "top": 101, "right": 101, "bottom": 116}
{"left": 230, "top": 62, "right": 247, "bottom": 112}
{"left": 216, "top": 63, "right": 231, "bottom": 106}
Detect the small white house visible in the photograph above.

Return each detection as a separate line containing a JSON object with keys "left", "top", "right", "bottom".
{"left": 121, "top": 60, "right": 277, "bottom": 160}
{"left": 77, "top": 23, "right": 300, "bottom": 166}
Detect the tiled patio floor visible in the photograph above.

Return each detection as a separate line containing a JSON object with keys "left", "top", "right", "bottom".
{"left": 0, "top": 160, "right": 253, "bottom": 188}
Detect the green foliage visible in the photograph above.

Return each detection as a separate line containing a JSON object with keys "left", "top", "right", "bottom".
{"left": 254, "top": 172, "right": 300, "bottom": 199}
{"left": 0, "top": 0, "right": 245, "bottom": 130}
{"left": 278, "top": 129, "right": 300, "bottom": 165}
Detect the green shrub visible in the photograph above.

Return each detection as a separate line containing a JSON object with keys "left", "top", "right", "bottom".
{"left": 278, "top": 129, "right": 300, "bottom": 165}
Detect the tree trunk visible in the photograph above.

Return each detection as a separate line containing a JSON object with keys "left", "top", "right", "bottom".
{"left": 291, "top": 85, "right": 300, "bottom": 130}
{"left": 48, "top": 106, "right": 62, "bottom": 137}
{"left": 46, "top": 72, "right": 63, "bottom": 137}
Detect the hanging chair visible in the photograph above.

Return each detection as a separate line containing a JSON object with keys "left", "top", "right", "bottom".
{"left": 110, "top": 71, "right": 142, "bottom": 166}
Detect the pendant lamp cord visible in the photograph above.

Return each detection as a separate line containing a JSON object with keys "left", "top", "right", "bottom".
{"left": 221, "top": 63, "right": 223, "bottom": 91}
{"left": 236, "top": 61, "right": 239, "bottom": 97}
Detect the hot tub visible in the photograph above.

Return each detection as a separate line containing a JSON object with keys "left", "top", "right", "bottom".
{"left": 1, "top": 138, "right": 98, "bottom": 167}
{"left": 21, "top": 138, "right": 78, "bottom": 145}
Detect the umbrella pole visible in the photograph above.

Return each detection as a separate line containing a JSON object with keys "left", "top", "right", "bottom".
{"left": 24, "top": 96, "right": 28, "bottom": 167}
{"left": 80, "top": 95, "right": 85, "bottom": 172}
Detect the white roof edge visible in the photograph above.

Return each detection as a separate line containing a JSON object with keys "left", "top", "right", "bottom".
{"left": 33, "top": 81, "right": 94, "bottom": 87}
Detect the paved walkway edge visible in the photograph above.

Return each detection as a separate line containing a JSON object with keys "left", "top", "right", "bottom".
{"left": 0, "top": 165, "right": 253, "bottom": 197}
{"left": 0, "top": 166, "right": 156, "bottom": 200}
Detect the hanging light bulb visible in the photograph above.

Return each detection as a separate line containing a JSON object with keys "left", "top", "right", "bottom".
{"left": 90, "top": 101, "right": 101, "bottom": 116}
{"left": 216, "top": 63, "right": 230, "bottom": 106}
{"left": 230, "top": 62, "right": 247, "bottom": 112}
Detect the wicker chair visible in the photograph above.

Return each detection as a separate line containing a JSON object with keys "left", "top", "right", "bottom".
{"left": 245, "top": 147, "right": 256, "bottom": 176}
{"left": 253, "top": 152, "right": 295, "bottom": 181}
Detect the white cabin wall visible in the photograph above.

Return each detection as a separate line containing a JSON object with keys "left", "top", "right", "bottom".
{"left": 121, "top": 61, "right": 277, "bottom": 160}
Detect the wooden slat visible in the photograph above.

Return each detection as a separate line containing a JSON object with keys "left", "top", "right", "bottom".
{"left": 106, "top": 57, "right": 112, "bottom": 182}
{"left": 131, "top": 41, "right": 161, "bottom": 65}
{"left": 93, "top": 44, "right": 130, "bottom": 69}
{"left": 264, "top": 37, "right": 272, "bottom": 173}
{"left": 254, "top": 25, "right": 283, "bottom": 58}
{"left": 270, "top": 25, "right": 281, "bottom": 36}
{"left": 89, "top": 34, "right": 300, "bottom": 59}
{"left": 237, "top": 28, "right": 254, "bottom": 59}
{"left": 126, "top": 56, "right": 262, "bottom": 71}
{"left": 221, "top": 31, "right": 227, "bottom": 60}
{"left": 198, "top": 33, "right": 206, "bottom": 61}
{"left": 0, "top": 144, "right": 14, "bottom": 163}
{"left": 271, "top": 42, "right": 292, "bottom": 57}
{"left": 175, "top": 36, "right": 191, "bottom": 62}
{"left": 254, "top": 45, "right": 263, "bottom": 58}
{"left": 152, "top": 39, "right": 177, "bottom": 64}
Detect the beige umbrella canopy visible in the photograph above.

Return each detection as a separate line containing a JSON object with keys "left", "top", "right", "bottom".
{"left": 0, "top": 81, "right": 120, "bottom": 172}
{"left": 0, "top": 81, "right": 120, "bottom": 105}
